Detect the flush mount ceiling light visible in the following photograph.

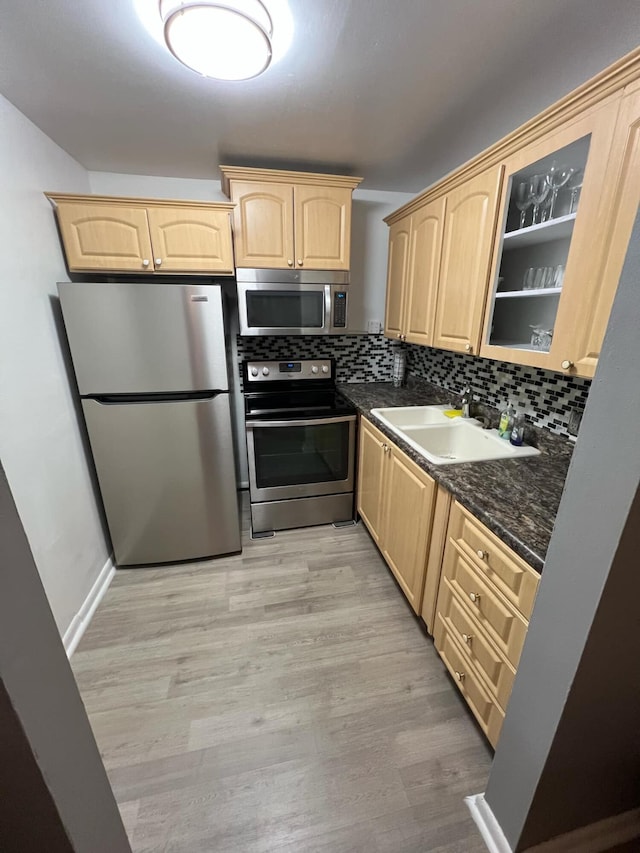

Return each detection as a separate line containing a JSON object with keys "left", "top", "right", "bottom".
{"left": 159, "top": 0, "right": 274, "bottom": 80}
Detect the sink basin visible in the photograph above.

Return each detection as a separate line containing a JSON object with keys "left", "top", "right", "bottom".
{"left": 370, "top": 406, "right": 541, "bottom": 465}
{"left": 372, "top": 405, "right": 454, "bottom": 428}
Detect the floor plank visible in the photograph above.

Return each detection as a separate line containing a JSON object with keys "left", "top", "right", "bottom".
{"left": 72, "top": 497, "right": 493, "bottom": 852}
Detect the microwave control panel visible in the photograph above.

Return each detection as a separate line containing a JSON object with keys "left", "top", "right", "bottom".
{"left": 333, "top": 291, "right": 347, "bottom": 328}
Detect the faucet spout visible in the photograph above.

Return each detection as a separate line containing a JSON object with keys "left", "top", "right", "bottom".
{"left": 461, "top": 385, "right": 473, "bottom": 418}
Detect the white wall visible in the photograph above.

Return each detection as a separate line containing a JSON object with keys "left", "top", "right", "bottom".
{"left": 88, "top": 171, "right": 413, "bottom": 330}
{"left": 0, "top": 94, "right": 110, "bottom": 638}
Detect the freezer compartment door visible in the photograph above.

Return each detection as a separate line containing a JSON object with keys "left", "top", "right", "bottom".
{"left": 82, "top": 394, "right": 241, "bottom": 565}
{"left": 59, "top": 282, "right": 228, "bottom": 394}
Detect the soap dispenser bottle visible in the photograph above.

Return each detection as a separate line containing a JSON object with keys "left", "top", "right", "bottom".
{"left": 498, "top": 401, "right": 516, "bottom": 440}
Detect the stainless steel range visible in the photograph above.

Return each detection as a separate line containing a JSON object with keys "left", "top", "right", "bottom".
{"left": 244, "top": 359, "right": 357, "bottom": 536}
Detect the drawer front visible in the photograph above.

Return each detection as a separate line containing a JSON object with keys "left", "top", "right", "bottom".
{"left": 442, "top": 540, "right": 528, "bottom": 667}
{"left": 449, "top": 501, "right": 539, "bottom": 619}
{"left": 437, "top": 580, "right": 515, "bottom": 710}
{"left": 434, "top": 620, "right": 504, "bottom": 747}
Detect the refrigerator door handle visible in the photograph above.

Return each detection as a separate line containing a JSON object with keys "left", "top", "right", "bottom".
{"left": 88, "top": 391, "right": 225, "bottom": 405}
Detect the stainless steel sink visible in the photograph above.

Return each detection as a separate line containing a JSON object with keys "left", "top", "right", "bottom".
{"left": 371, "top": 406, "right": 540, "bottom": 465}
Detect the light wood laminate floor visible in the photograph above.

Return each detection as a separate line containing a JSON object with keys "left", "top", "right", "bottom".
{"left": 72, "top": 499, "right": 493, "bottom": 852}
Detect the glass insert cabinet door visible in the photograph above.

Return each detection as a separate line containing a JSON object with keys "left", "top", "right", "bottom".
{"left": 480, "top": 97, "right": 622, "bottom": 376}
{"left": 247, "top": 417, "right": 356, "bottom": 501}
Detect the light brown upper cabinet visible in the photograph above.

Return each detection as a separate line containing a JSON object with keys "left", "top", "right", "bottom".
{"left": 384, "top": 197, "right": 446, "bottom": 346}
{"left": 220, "top": 166, "right": 362, "bottom": 270}
{"left": 432, "top": 166, "right": 503, "bottom": 355}
{"left": 384, "top": 47, "right": 640, "bottom": 378}
{"left": 480, "top": 97, "right": 622, "bottom": 376}
{"left": 46, "top": 194, "right": 235, "bottom": 275}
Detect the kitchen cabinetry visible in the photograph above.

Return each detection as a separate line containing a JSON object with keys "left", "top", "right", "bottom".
{"left": 480, "top": 98, "right": 621, "bottom": 375}
{"left": 384, "top": 197, "right": 446, "bottom": 346}
{"left": 384, "top": 50, "right": 640, "bottom": 378}
{"left": 220, "top": 166, "right": 362, "bottom": 270}
{"left": 46, "top": 194, "right": 235, "bottom": 275}
{"left": 434, "top": 501, "right": 539, "bottom": 747}
{"left": 384, "top": 168, "right": 501, "bottom": 354}
{"left": 357, "top": 417, "right": 447, "bottom": 614}
{"left": 433, "top": 167, "right": 503, "bottom": 355}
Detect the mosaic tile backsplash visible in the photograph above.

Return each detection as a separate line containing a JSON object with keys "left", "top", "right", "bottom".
{"left": 404, "top": 343, "right": 591, "bottom": 438}
{"left": 236, "top": 335, "right": 591, "bottom": 438}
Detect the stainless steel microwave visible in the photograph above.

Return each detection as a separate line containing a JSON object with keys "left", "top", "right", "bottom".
{"left": 237, "top": 269, "right": 349, "bottom": 336}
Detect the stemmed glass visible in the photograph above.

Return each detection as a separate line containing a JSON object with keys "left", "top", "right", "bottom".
{"left": 530, "top": 175, "right": 550, "bottom": 225}
{"left": 567, "top": 168, "right": 584, "bottom": 213}
{"left": 514, "top": 180, "right": 534, "bottom": 230}
{"left": 546, "top": 161, "right": 575, "bottom": 218}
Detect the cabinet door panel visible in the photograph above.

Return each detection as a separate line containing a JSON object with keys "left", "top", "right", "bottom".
{"left": 55, "top": 202, "right": 153, "bottom": 272}
{"left": 381, "top": 447, "right": 436, "bottom": 613}
{"left": 230, "top": 182, "right": 294, "bottom": 268}
{"left": 433, "top": 166, "right": 503, "bottom": 355}
{"left": 147, "top": 207, "right": 234, "bottom": 273}
{"left": 405, "top": 196, "right": 446, "bottom": 347}
{"left": 356, "top": 418, "right": 386, "bottom": 545}
{"left": 294, "top": 185, "right": 352, "bottom": 269}
{"left": 562, "top": 87, "right": 640, "bottom": 377}
{"left": 384, "top": 217, "right": 411, "bottom": 340}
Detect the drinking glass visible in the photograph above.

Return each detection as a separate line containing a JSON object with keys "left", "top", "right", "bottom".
{"left": 530, "top": 174, "right": 550, "bottom": 225}
{"left": 522, "top": 267, "right": 536, "bottom": 290}
{"left": 552, "top": 264, "right": 565, "bottom": 289}
{"left": 514, "top": 180, "right": 534, "bottom": 229}
{"left": 546, "top": 161, "right": 575, "bottom": 218}
{"left": 567, "top": 168, "right": 584, "bottom": 214}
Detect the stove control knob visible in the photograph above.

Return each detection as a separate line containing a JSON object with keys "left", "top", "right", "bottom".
{"left": 250, "top": 367, "right": 259, "bottom": 377}
{"left": 311, "top": 365, "right": 319, "bottom": 374}
{"left": 262, "top": 367, "right": 270, "bottom": 376}
{"left": 321, "top": 365, "right": 330, "bottom": 374}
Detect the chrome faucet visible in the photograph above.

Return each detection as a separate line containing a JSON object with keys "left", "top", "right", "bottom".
{"left": 460, "top": 385, "right": 473, "bottom": 418}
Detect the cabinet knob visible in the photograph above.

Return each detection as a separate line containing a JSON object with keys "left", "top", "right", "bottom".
{"left": 397, "top": 333, "right": 402, "bottom": 339}
{"left": 287, "top": 259, "right": 293, "bottom": 266}
{"left": 462, "top": 633, "right": 473, "bottom": 646}
{"left": 297, "top": 259, "right": 303, "bottom": 266}
{"left": 465, "top": 343, "right": 472, "bottom": 353}
{"left": 469, "top": 591, "right": 481, "bottom": 604}
{"left": 155, "top": 258, "right": 162, "bottom": 266}
{"left": 476, "top": 549, "right": 488, "bottom": 561}
{"left": 561, "top": 360, "right": 574, "bottom": 370}
{"left": 401, "top": 334, "right": 406, "bottom": 342}
{"left": 454, "top": 670, "right": 465, "bottom": 682}
{"left": 142, "top": 259, "right": 150, "bottom": 267}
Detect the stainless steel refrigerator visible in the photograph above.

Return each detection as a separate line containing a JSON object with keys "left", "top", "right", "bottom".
{"left": 58, "top": 282, "right": 241, "bottom": 566}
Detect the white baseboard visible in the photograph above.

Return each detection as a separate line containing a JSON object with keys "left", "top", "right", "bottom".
{"left": 466, "top": 792, "right": 640, "bottom": 853}
{"left": 466, "top": 793, "right": 513, "bottom": 853}
{"left": 63, "top": 555, "right": 115, "bottom": 657}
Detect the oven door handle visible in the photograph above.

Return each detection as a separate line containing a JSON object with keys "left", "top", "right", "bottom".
{"left": 246, "top": 414, "right": 357, "bottom": 429}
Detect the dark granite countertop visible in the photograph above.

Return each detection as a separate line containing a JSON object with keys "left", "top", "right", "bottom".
{"left": 338, "top": 380, "right": 574, "bottom": 574}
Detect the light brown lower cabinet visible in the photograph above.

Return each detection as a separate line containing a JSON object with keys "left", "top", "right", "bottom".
{"left": 434, "top": 501, "right": 540, "bottom": 747}
{"left": 357, "top": 417, "right": 449, "bottom": 614}
{"left": 356, "top": 419, "right": 540, "bottom": 749}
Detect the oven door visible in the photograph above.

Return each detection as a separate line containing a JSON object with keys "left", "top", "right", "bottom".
{"left": 237, "top": 282, "right": 347, "bottom": 335}
{"left": 246, "top": 415, "right": 356, "bottom": 501}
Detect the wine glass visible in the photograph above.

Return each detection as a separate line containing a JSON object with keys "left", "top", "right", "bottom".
{"left": 546, "top": 161, "right": 575, "bottom": 219}
{"left": 514, "top": 180, "right": 534, "bottom": 230}
{"left": 530, "top": 174, "right": 550, "bottom": 225}
{"left": 567, "top": 168, "right": 584, "bottom": 214}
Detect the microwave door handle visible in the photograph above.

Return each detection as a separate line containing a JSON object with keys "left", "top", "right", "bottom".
{"left": 325, "top": 284, "right": 332, "bottom": 332}
{"left": 246, "top": 415, "right": 357, "bottom": 429}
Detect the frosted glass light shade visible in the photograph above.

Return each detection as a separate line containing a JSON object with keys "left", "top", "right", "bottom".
{"left": 162, "top": 1, "right": 273, "bottom": 80}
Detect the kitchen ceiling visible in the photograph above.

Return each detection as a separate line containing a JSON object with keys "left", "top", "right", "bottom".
{"left": 0, "top": 0, "right": 639, "bottom": 191}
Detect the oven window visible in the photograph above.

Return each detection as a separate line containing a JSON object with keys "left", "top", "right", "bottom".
{"left": 246, "top": 291, "right": 324, "bottom": 329}
{"left": 253, "top": 422, "right": 349, "bottom": 488}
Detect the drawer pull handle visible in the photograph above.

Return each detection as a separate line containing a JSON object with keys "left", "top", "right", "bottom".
{"left": 454, "top": 670, "right": 465, "bottom": 682}
{"left": 462, "top": 633, "right": 473, "bottom": 645}
{"left": 476, "top": 549, "right": 489, "bottom": 560}
{"left": 469, "top": 592, "right": 481, "bottom": 604}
